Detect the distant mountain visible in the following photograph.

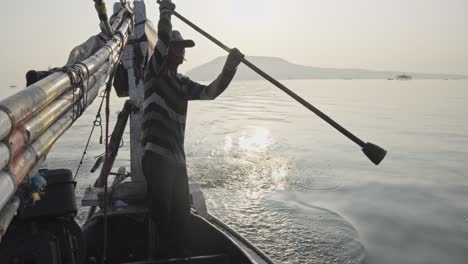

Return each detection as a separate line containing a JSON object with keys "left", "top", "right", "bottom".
{"left": 185, "top": 56, "right": 468, "bottom": 81}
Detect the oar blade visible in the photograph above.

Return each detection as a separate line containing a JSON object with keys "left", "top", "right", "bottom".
{"left": 362, "top": 142, "right": 387, "bottom": 165}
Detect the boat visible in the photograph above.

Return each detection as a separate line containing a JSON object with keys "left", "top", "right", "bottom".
{"left": 396, "top": 74, "right": 412, "bottom": 80}
{"left": 0, "top": 1, "right": 275, "bottom": 263}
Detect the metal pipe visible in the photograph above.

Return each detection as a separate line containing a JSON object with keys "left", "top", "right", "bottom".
{"left": 0, "top": 86, "right": 100, "bottom": 208}
{"left": 0, "top": 73, "right": 70, "bottom": 140}
{"left": 103, "top": 21, "right": 115, "bottom": 38}
{"left": 1, "top": 55, "right": 111, "bottom": 171}
{"left": 0, "top": 171, "right": 16, "bottom": 211}
{"left": 28, "top": 156, "right": 45, "bottom": 180}
{"left": 29, "top": 111, "right": 74, "bottom": 164}
{"left": 22, "top": 59, "right": 111, "bottom": 143}
{"left": 0, "top": 143, "right": 10, "bottom": 171}
{"left": 8, "top": 110, "right": 77, "bottom": 185}
{"left": 86, "top": 60, "right": 112, "bottom": 105}
{"left": 0, "top": 195, "right": 20, "bottom": 243}
{"left": 0, "top": 9, "right": 132, "bottom": 212}
{"left": 22, "top": 88, "right": 82, "bottom": 143}
{"left": 9, "top": 147, "right": 36, "bottom": 184}
{"left": 8, "top": 71, "right": 106, "bottom": 186}
{"left": 78, "top": 18, "right": 132, "bottom": 76}
{"left": 0, "top": 10, "right": 132, "bottom": 141}
{"left": 0, "top": 111, "right": 12, "bottom": 140}
{"left": 112, "top": 2, "right": 131, "bottom": 28}
{"left": 8, "top": 102, "right": 86, "bottom": 185}
{"left": 7, "top": 128, "right": 28, "bottom": 160}
{"left": 0, "top": 10, "right": 133, "bottom": 213}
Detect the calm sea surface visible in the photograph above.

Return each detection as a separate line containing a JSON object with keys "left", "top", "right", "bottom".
{"left": 37, "top": 79, "right": 468, "bottom": 263}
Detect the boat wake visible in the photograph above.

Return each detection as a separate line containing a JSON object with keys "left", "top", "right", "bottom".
{"left": 204, "top": 189, "right": 366, "bottom": 264}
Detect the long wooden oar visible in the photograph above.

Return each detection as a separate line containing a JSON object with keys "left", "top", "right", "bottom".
{"left": 157, "top": 1, "right": 387, "bottom": 165}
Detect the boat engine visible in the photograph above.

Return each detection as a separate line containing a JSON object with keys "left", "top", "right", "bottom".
{"left": 0, "top": 169, "right": 85, "bottom": 264}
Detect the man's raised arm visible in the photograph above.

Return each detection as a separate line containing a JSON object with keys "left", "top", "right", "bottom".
{"left": 148, "top": 0, "right": 175, "bottom": 75}
{"left": 182, "top": 48, "right": 244, "bottom": 100}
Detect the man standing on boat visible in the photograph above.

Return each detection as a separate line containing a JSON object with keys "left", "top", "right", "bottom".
{"left": 142, "top": 0, "right": 244, "bottom": 255}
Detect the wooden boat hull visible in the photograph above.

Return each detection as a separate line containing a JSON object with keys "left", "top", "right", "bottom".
{"left": 83, "top": 207, "right": 274, "bottom": 264}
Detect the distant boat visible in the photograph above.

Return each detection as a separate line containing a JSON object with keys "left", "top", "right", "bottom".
{"left": 9, "top": 85, "right": 17, "bottom": 88}
{"left": 387, "top": 78, "right": 394, "bottom": 80}
{"left": 396, "top": 74, "right": 412, "bottom": 80}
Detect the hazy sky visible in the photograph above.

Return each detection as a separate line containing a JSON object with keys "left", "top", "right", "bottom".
{"left": 1, "top": 0, "right": 467, "bottom": 89}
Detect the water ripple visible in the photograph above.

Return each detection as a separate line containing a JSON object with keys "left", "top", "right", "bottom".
{"left": 206, "top": 190, "right": 366, "bottom": 263}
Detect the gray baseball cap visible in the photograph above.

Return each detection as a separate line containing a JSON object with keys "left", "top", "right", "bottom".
{"left": 170, "top": 30, "right": 195, "bottom": 48}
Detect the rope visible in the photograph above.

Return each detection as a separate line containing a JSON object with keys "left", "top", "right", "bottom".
{"left": 59, "top": 64, "right": 90, "bottom": 121}
{"left": 82, "top": 7, "right": 134, "bottom": 262}
{"left": 102, "top": 34, "right": 128, "bottom": 264}
{"left": 102, "top": 72, "right": 111, "bottom": 264}
{"left": 79, "top": 62, "right": 91, "bottom": 112}
{"left": 73, "top": 91, "right": 106, "bottom": 182}
{"left": 62, "top": 61, "right": 97, "bottom": 183}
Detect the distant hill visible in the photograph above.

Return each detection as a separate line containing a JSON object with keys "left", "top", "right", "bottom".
{"left": 185, "top": 56, "right": 468, "bottom": 81}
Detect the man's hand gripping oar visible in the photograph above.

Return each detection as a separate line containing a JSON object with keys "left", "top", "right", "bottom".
{"left": 156, "top": 0, "right": 387, "bottom": 165}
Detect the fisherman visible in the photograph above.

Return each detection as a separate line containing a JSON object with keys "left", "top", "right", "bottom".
{"left": 141, "top": 0, "right": 244, "bottom": 255}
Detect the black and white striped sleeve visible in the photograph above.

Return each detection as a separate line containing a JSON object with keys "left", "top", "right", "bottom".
{"left": 180, "top": 68, "right": 236, "bottom": 101}
{"left": 148, "top": 8, "right": 172, "bottom": 75}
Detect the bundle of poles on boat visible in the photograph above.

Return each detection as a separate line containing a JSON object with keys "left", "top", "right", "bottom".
{"left": 0, "top": 4, "right": 134, "bottom": 239}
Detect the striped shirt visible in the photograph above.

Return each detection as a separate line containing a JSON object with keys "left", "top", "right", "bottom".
{"left": 142, "top": 10, "right": 236, "bottom": 165}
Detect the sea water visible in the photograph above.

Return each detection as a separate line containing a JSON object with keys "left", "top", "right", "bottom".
{"left": 41, "top": 79, "right": 468, "bottom": 263}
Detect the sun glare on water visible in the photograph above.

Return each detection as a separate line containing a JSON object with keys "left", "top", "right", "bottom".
{"left": 238, "top": 127, "right": 272, "bottom": 153}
